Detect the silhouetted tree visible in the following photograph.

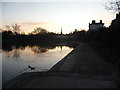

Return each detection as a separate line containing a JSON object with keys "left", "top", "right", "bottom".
{"left": 12, "top": 24, "right": 21, "bottom": 34}
{"left": 5, "top": 25, "right": 12, "bottom": 31}
{"left": 32, "top": 27, "right": 48, "bottom": 34}
{"left": 105, "top": 0, "right": 120, "bottom": 13}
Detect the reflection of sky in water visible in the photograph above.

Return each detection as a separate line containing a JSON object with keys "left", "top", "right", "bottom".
{"left": 0, "top": 53, "right": 2, "bottom": 88}
{"left": 2, "top": 46, "right": 73, "bottom": 83}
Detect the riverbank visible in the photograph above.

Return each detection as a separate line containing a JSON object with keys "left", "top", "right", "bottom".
{"left": 3, "top": 43, "right": 117, "bottom": 88}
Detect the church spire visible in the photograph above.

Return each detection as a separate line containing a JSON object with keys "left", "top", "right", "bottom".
{"left": 61, "top": 27, "right": 63, "bottom": 35}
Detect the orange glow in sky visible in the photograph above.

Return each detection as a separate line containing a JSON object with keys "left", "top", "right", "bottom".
{"left": 1, "top": 1, "right": 116, "bottom": 34}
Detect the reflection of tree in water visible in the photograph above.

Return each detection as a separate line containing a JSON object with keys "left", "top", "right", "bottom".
{"left": 2, "top": 44, "right": 74, "bottom": 58}
{"left": 57, "top": 45, "right": 74, "bottom": 51}
{"left": 3, "top": 51, "right": 11, "bottom": 58}
{"left": 18, "top": 46, "right": 26, "bottom": 51}
{"left": 31, "top": 46, "right": 49, "bottom": 54}
{"left": 3, "top": 46, "right": 21, "bottom": 60}
{"left": 12, "top": 49, "right": 20, "bottom": 59}
{"left": 11, "top": 46, "right": 25, "bottom": 51}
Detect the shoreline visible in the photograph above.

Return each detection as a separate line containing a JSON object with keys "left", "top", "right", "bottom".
{"left": 3, "top": 42, "right": 118, "bottom": 88}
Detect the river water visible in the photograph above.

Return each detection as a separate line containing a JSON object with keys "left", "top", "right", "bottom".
{"left": 2, "top": 45, "right": 73, "bottom": 83}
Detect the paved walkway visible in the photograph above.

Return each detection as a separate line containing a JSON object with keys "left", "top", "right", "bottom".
{"left": 3, "top": 43, "right": 117, "bottom": 88}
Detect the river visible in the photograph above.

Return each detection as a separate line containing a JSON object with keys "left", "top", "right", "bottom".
{"left": 2, "top": 45, "right": 73, "bottom": 83}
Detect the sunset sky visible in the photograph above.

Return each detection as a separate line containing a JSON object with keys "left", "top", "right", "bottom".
{"left": 1, "top": 0, "right": 116, "bottom": 34}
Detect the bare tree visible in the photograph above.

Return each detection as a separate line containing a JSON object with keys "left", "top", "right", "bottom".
{"left": 32, "top": 27, "right": 48, "bottom": 34}
{"left": 12, "top": 24, "right": 21, "bottom": 33}
{"left": 105, "top": 0, "right": 120, "bottom": 13}
{"left": 5, "top": 25, "right": 11, "bottom": 31}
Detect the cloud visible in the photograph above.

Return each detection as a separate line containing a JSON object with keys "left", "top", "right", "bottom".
{"left": 20, "top": 22, "right": 47, "bottom": 26}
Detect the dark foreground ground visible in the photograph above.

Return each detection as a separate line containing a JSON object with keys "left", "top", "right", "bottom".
{"left": 3, "top": 43, "right": 118, "bottom": 88}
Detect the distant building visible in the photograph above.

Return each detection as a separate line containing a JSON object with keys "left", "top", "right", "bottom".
{"left": 89, "top": 20, "right": 104, "bottom": 30}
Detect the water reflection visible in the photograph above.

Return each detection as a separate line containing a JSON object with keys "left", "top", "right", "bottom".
{"left": 2, "top": 45, "right": 74, "bottom": 58}
{"left": 3, "top": 49, "right": 20, "bottom": 60}
{"left": 2, "top": 45, "right": 56, "bottom": 59}
{"left": 31, "top": 46, "right": 49, "bottom": 54}
{"left": 2, "top": 44, "right": 74, "bottom": 83}
{"left": 12, "top": 49, "right": 20, "bottom": 59}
